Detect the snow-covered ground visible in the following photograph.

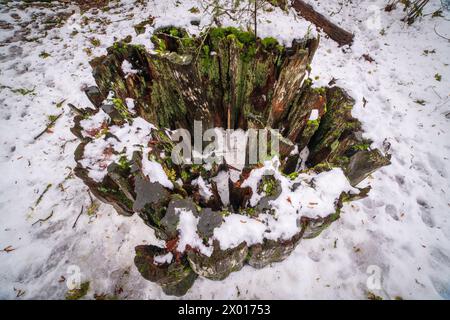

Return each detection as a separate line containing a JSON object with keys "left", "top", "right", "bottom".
{"left": 0, "top": 0, "right": 449, "bottom": 299}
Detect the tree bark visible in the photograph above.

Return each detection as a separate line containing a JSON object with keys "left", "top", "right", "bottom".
{"left": 291, "top": 0, "right": 354, "bottom": 47}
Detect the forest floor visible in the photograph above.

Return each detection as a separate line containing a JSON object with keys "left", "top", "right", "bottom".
{"left": 0, "top": 0, "right": 449, "bottom": 299}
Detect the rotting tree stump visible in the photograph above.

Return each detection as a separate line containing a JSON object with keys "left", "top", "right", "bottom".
{"left": 72, "top": 26, "right": 390, "bottom": 296}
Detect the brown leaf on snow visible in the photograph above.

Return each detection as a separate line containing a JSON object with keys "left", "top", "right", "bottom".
{"left": 362, "top": 54, "right": 375, "bottom": 63}
{"left": 14, "top": 287, "right": 25, "bottom": 298}
{"left": 3, "top": 245, "right": 15, "bottom": 253}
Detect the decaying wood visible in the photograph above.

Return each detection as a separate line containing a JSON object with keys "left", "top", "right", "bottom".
{"left": 290, "top": 0, "right": 354, "bottom": 47}
{"left": 71, "top": 26, "right": 390, "bottom": 296}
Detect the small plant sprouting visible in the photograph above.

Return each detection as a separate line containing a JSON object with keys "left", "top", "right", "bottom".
{"left": 90, "top": 37, "right": 101, "bottom": 47}
{"left": 65, "top": 281, "right": 90, "bottom": 300}
{"left": 39, "top": 51, "right": 51, "bottom": 58}
{"left": 48, "top": 114, "right": 59, "bottom": 122}
{"left": 118, "top": 154, "right": 131, "bottom": 171}
{"left": 188, "top": 6, "right": 200, "bottom": 14}
{"left": 414, "top": 99, "right": 426, "bottom": 106}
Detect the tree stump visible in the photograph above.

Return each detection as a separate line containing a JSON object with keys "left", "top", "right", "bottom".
{"left": 72, "top": 26, "right": 389, "bottom": 296}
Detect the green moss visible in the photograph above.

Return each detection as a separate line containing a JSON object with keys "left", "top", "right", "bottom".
{"left": 90, "top": 37, "right": 101, "bottom": 47}
{"left": 312, "top": 86, "right": 326, "bottom": 95}
{"left": 188, "top": 6, "right": 200, "bottom": 14}
{"left": 247, "top": 207, "right": 256, "bottom": 216}
{"left": 169, "top": 27, "right": 180, "bottom": 37}
{"left": 181, "top": 37, "right": 195, "bottom": 48}
{"left": 333, "top": 156, "right": 350, "bottom": 167}
{"left": 254, "top": 61, "right": 269, "bottom": 87}
{"left": 112, "top": 98, "right": 132, "bottom": 122}
{"left": 48, "top": 114, "right": 59, "bottom": 122}
{"left": 98, "top": 186, "right": 133, "bottom": 209}
{"left": 118, "top": 154, "right": 131, "bottom": 171}
{"left": 65, "top": 281, "right": 89, "bottom": 300}
{"left": 287, "top": 171, "right": 299, "bottom": 180}
{"left": 95, "top": 127, "right": 109, "bottom": 138}
{"left": 39, "top": 51, "right": 51, "bottom": 58}
{"left": 367, "top": 292, "right": 383, "bottom": 300}
{"left": 112, "top": 41, "right": 127, "bottom": 53}
{"left": 181, "top": 170, "right": 190, "bottom": 182}
{"left": 221, "top": 209, "right": 231, "bottom": 217}
{"left": 97, "top": 186, "right": 111, "bottom": 194}
{"left": 259, "top": 176, "right": 277, "bottom": 196}
{"left": 275, "top": 44, "right": 284, "bottom": 52}
{"left": 151, "top": 35, "right": 167, "bottom": 52}
{"left": 209, "top": 28, "right": 226, "bottom": 39}
{"left": 330, "top": 139, "right": 340, "bottom": 152}
{"left": 307, "top": 119, "right": 320, "bottom": 127}
{"left": 10, "top": 87, "right": 36, "bottom": 96}
{"left": 352, "top": 142, "right": 371, "bottom": 151}
{"left": 261, "top": 37, "right": 278, "bottom": 49}
{"left": 209, "top": 27, "right": 255, "bottom": 46}
{"left": 202, "top": 45, "right": 210, "bottom": 55}
{"left": 243, "top": 43, "right": 257, "bottom": 62}
{"left": 306, "top": 63, "right": 312, "bottom": 73}
{"left": 164, "top": 166, "right": 177, "bottom": 182}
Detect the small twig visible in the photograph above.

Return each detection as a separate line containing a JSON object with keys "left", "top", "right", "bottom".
{"left": 226, "top": 163, "right": 240, "bottom": 171}
{"left": 330, "top": 2, "right": 344, "bottom": 17}
{"left": 34, "top": 113, "right": 63, "bottom": 140}
{"left": 67, "top": 103, "right": 87, "bottom": 116}
{"left": 72, "top": 206, "right": 84, "bottom": 229}
{"left": 32, "top": 211, "right": 54, "bottom": 226}
{"left": 34, "top": 183, "right": 52, "bottom": 208}
{"left": 434, "top": 24, "right": 450, "bottom": 41}
{"left": 194, "top": 25, "right": 212, "bottom": 62}
{"left": 61, "top": 138, "right": 77, "bottom": 153}
{"left": 254, "top": 0, "right": 257, "bottom": 38}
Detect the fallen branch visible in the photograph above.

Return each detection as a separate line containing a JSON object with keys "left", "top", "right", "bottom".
{"left": 434, "top": 24, "right": 450, "bottom": 41}
{"left": 72, "top": 206, "right": 84, "bottom": 229}
{"left": 290, "top": 0, "right": 354, "bottom": 46}
{"left": 32, "top": 211, "right": 54, "bottom": 226}
{"left": 402, "top": 0, "right": 430, "bottom": 25}
{"left": 34, "top": 183, "right": 52, "bottom": 208}
{"left": 33, "top": 113, "right": 63, "bottom": 140}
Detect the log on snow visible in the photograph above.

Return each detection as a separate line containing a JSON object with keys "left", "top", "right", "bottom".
{"left": 291, "top": 0, "right": 354, "bottom": 46}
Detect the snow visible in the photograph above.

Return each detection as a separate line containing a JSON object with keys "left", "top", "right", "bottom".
{"left": 141, "top": 153, "right": 174, "bottom": 190}
{"left": 79, "top": 109, "right": 110, "bottom": 137}
{"left": 192, "top": 176, "right": 213, "bottom": 200}
{"left": 79, "top": 117, "right": 154, "bottom": 182}
{"left": 176, "top": 209, "right": 213, "bottom": 257}
{"left": 0, "top": 0, "right": 449, "bottom": 300}
{"left": 125, "top": 98, "right": 135, "bottom": 114}
{"left": 175, "top": 157, "right": 356, "bottom": 252}
{"left": 153, "top": 252, "right": 173, "bottom": 265}
{"left": 213, "top": 214, "right": 267, "bottom": 250}
{"left": 121, "top": 60, "right": 138, "bottom": 78}
{"left": 309, "top": 109, "right": 319, "bottom": 121}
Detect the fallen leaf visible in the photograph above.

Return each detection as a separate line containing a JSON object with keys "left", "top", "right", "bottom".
{"left": 3, "top": 245, "right": 15, "bottom": 253}
{"left": 362, "top": 54, "right": 375, "bottom": 63}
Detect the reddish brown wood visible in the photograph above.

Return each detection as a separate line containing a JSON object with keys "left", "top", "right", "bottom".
{"left": 291, "top": 0, "right": 354, "bottom": 46}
